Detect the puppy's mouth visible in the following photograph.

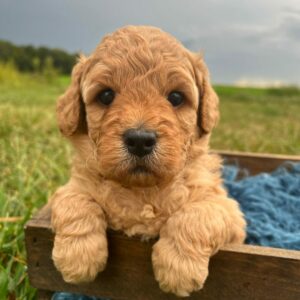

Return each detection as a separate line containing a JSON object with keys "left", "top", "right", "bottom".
{"left": 130, "top": 165, "right": 151, "bottom": 175}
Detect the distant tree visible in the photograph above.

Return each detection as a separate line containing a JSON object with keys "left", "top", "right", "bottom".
{"left": 0, "top": 40, "right": 77, "bottom": 74}
{"left": 43, "top": 56, "right": 58, "bottom": 81}
{"left": 32, "top": 56, "right": 41, "bottom": 73}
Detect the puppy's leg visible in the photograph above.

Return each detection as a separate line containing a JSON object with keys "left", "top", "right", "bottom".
{"left": 50, "top": 184, "right": 108, "bottom": 283}
{"left": 152, "top": 197, "right": 246, "bottom": 297}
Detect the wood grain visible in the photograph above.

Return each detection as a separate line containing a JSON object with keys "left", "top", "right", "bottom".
{"left": 217, "top": 150, "right": 300, "bottom": 175}
{"left": 37, "top": 290, "right": 53, "bottom": 300}
{"left": 25, "top": 151, "right": 300, "bottom": 299}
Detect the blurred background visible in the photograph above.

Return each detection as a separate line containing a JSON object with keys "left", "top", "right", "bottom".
{"left": 0, "top": 0, "right": 299, "bottom": 299}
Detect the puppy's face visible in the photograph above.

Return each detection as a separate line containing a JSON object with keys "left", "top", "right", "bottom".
{"left": 57, "top": 26, "right": 219, "bottom": 187}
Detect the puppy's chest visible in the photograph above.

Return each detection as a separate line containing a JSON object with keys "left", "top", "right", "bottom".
{"left": 98, "top": 185, "right": 188, "bottom": 238}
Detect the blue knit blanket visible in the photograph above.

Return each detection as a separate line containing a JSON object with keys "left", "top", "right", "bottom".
{"left": 52, "top": 162, "right": 300, "bottom": 300}
{"left": 223, "top": 162, "right": 300, "bottom": 250}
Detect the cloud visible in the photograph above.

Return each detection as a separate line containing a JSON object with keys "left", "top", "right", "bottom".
{"left": 279, "top": 15, "right": 300, "bottom": 42}
{"left": 0, "top": 0, "right": 299, "bottom": 84}
{"left": 282, "top": 5, "right": 300, "bottom": 17}
{"left": 235, "top": 78, "right": 292, "bottom": 88}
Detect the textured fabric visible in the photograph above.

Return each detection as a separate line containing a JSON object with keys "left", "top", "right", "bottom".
{"left": 223, "top": 162, "right": 300, "bottom": 250}
{"left": 52, "top": 292, "right": 109, "bottom": 300}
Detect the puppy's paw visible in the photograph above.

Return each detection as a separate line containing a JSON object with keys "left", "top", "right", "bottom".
{"left": 152, "top": 238, "right": 209, "bottom": 297}
{"left": 52, "top": 233, "right": 108, "bottom": 284}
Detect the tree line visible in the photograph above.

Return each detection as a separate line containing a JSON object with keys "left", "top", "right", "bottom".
{"left": 0, "top": 40, "right": 77, "bottom": 74}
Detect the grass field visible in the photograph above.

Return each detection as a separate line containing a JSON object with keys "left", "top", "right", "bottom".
{"left": 0, "top": 66, "right": 300, "bottom": 299}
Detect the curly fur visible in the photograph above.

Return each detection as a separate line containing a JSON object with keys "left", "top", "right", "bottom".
{"left": 50, "top": 25, "right": 246, "bottom": 297}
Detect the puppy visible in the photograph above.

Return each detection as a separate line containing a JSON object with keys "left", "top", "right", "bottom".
{"left": 50, "top": 25, "right": 246, "bottom": 297}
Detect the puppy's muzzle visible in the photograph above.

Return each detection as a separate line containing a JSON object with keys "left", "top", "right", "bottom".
{"left": 123, "top": 129, "right": 156, "bottom": 157}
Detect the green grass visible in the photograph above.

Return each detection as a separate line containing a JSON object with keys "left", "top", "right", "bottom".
{"left": 0, "top": 67, "right": 71, "bottom": 299}
{"left": 212, "top": 86, "right": 300, "bottom": 153}
{"left": 0, "top": 64, "right": 300, "bottom": 299}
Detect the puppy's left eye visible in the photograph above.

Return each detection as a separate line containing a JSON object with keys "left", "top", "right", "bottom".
{"left": 96, "top": 89, "right": 115, "bottom": 106}
{"left": 167, "top": 91, "right": 184, "bottom": 107}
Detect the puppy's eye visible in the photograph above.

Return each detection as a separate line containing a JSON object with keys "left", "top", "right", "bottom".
{"left": 96, "top": 89, "right": 115, "bottom": 106}
{"left": 167, "top": 91, "right": 184, "bottom": 107}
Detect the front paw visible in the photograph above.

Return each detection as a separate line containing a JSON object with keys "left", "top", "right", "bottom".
{"left": 152, "top": 238, "right": 209, "bottom": 297}
{"left": 52, "top": 233, "right": 108, "bottom": 284}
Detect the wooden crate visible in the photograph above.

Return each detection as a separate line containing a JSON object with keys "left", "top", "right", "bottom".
{"left": 25, "top": 151, "right": 300, "bottom": 300}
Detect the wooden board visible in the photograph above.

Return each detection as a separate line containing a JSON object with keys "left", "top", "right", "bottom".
{"left": 25, "top": 151, "right": 300, "bottom": 299}
{"left": 217, "top": 150, "right": 300, "bottom": 175}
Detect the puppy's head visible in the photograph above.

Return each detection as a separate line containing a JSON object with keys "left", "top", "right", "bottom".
{"left": 57, "top": 26, "right": 219, "bottom": 187}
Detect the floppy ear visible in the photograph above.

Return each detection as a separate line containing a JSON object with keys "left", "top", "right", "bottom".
{"left": 56, "top": 55, "right": 87, "bottom": 136}
{"left": 191, "top": 54, "right": 219, "bottom": 133}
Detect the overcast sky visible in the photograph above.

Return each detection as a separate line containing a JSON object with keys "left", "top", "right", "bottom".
{"left": 1, "top": 0, "right": 300, "bottom": 85}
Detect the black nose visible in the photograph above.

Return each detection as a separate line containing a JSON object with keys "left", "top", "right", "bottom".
{"left": 123, "top": 129, "right": 157, "bottom": 157}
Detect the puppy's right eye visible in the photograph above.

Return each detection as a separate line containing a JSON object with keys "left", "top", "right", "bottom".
{"left": 96, "top": 89, "right": 115, "bottom": 106}
{"left": 167, "top": 91, "right": 184, "bottom": 107}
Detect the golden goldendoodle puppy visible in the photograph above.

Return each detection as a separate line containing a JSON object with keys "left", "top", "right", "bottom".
{"left": 50, "top": 25, "right": 246, "bottom": 297}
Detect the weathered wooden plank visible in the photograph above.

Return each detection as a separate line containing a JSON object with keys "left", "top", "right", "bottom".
{"left": 25, "top": 205, "right": 300, "bottom": 300}
{"left": 37, "top": 290, "right": 53, "bottom": 300}
{"left": 217, "top": 150, "right": 300, "bottom": 175}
